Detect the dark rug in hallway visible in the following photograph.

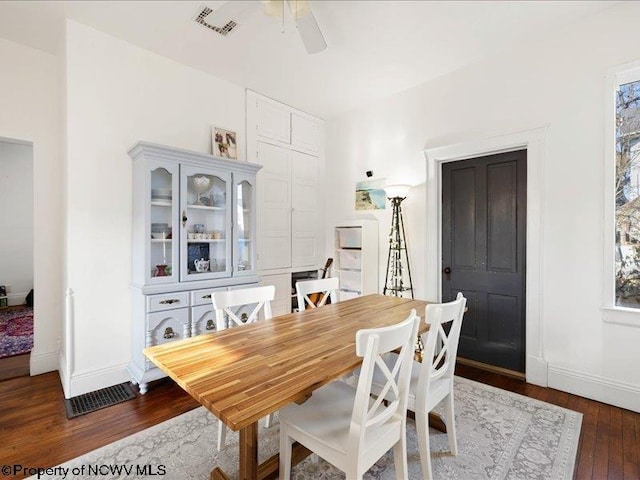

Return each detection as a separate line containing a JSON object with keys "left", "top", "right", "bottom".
{"left": 0, "top": 306, "right": 33, "bottom": 359}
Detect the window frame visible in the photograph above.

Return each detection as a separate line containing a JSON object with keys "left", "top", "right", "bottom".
{"left": 603, "top": 60, "right": 640, "bottom": 327}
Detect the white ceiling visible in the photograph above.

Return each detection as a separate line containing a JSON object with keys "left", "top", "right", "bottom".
{"left": 0, "top": 1, "right": 616, "bottom": 118}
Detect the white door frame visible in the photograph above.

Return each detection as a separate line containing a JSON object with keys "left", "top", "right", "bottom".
{"left": 424, "top": 126, "right": 548, "bottom": 386}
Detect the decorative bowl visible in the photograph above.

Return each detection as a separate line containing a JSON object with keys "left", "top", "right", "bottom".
{"left": 191, "top": 176, "right": 212, "bottom": 194}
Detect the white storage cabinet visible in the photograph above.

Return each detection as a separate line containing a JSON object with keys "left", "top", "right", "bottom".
{"left": 247, "top": 90, "right": 324, "bottom": 274}
{"left": 334, "top": 220, "right": 379, "bottom": 301}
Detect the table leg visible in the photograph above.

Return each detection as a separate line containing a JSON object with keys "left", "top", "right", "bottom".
{"left": 428, "top": 412, "right": 447, "bottom": 433}
{"left": 209, "top": 422, "right": 313, "bottom": 480}
{"left": 239, "top": 422, "right": 259, "bottom": 480}
{"left": 210, "top": 467, "right": 229, "bottom": 480}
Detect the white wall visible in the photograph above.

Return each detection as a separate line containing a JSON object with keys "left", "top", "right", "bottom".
{"left": 0, "top": 38, "right": 62, "bottom": 374}
{"left": 0, "top": 141, "right": 33, "bottom": 305}
{"left": 63, "top": 21, "right": 247, "bottom": 396}
{"left": 325, "top": 2, "right": 640, "bottom": 411}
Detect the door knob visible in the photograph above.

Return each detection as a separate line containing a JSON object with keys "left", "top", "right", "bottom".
{"left": 443, "top": 267, "right": 451, "bottom": 274}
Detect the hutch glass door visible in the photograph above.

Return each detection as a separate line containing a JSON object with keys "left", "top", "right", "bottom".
{"left": 149, "top": 164, "right": 178, "bottom": 284}
{"left": 180, "top": 166, "right": 232, "bottom": 281}
{"left": 234, "top": 175, "right": 257, "bottom": 276}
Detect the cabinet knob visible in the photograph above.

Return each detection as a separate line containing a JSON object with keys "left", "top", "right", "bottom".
{"left": 163, "top": 327, "right": 176, "bottom": 339}
{"left": 206, "top": 320, "right": 215, "bottom": 330}
{"left": 202, "top": 294, "right": 212, "bottom": 299}
{"left": 182, "top": 210, "right": 188, "bottom": 227}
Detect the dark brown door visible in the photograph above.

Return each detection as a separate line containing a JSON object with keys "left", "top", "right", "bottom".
{"left": 441, "top": 150, "right": 526, "bottom": 372}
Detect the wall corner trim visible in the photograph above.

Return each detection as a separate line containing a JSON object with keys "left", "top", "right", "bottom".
{"left": 66, "top": 363, "right": 130, "bottom": 399}
{"left": 29, "top": 350, "right": 59, "bottom": 375}
{"left": 526, "top": 355, "right": 548, "bottom": 387}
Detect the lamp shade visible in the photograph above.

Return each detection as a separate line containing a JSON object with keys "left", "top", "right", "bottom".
{"left": 382, "top": 184, "right": 412, "bottom": 199}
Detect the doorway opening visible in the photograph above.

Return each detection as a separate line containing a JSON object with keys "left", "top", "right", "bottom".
{"left": 424, "top": 126, "right": 549, "bottom": 387}
{"left": 0, "top": 138, "right": 34, "bottom": 381}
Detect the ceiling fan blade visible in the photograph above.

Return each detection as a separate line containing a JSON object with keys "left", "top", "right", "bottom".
{"left": 290, "top": 5, "right": 327, "bottom": 54}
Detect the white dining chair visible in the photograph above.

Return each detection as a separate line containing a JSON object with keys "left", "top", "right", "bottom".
{"left": 211, "top": 285, "right": 276, "bottom": 450}
{"left": 371, "top": 292, "right": 466, "bottom": 480}
{"left": 212, "top": 285, "right": 275, "bottom": 331}
{"left": 295, "top": 277, "right": 339, "bottom": 310}
{"left": 279, "top": 309, "right": 420, "bottom": 480}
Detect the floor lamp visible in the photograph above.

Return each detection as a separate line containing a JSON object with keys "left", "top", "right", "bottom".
{"left": 382, "top": 184, "right": 414, "bottom": 298}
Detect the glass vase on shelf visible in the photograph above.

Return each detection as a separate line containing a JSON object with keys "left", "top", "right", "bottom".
{"left": 190, "top": 175, "right": 213, "bottom": 206}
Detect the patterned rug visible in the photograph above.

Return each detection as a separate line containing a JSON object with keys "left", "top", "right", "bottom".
{"left": 37, "top": 377, "right": 582, "bottom": 480}
{"left": 0, "top": 306, "right": 33, "bottom": 359}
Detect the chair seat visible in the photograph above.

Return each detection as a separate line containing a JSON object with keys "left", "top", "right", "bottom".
{"left": 280, "top": 380, "right": 402, "bottom": 459}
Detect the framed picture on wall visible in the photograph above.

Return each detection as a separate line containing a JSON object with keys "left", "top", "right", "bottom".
{"left": 212, "top": 127, "right": 238, "bottom": 160}
{"left": 355, "top": 179, "right": 386, "bottom": 210}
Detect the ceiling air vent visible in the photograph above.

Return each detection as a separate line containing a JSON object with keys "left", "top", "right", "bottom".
{"left": 195, "top": 6, "right": 238, "bottom": 37}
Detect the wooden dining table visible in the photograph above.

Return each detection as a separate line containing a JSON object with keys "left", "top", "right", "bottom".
{"left": 144, "top": 293, "right": 430, "bottom": 480}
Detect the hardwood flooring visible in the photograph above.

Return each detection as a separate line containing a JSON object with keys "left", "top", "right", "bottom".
{"left": 0, "top": 365, "right": 638, "bottom": 479}
{"left": 0, "top": 353, "right": 29, "bottom": 381}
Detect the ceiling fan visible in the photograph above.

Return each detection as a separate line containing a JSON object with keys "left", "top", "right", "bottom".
{"left": 196, "top": 0, "right": 327, "bottom": 54}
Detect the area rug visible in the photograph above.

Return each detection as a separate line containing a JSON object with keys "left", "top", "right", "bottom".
{"left": 0, "top": 306, "right": 33, "bottom": 359}
{"left": 36, "top": 377, "right": 582, "bottom": 480}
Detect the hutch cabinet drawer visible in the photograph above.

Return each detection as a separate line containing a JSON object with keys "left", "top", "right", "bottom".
{"left": 146, "top": 292, "right": 190, "bottom": 312}
{"left": 146, "top": 308, "right": 190, "bottom": 344}
{"left": 144, "top": 308, "right": 190, "bottom": 371}
{"left": 190, "top": 287, "right": 224, "bottom": 307}
{"left": 191, "top": 304, "right": 217, "bottom": 336}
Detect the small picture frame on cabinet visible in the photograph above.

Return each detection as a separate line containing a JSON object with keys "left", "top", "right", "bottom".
{"left": 212, "top": 127, "right": 238, "bottom": 160}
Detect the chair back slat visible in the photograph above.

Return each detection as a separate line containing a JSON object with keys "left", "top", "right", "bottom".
{"left": 295, "top": 277, "right": 339, "bottom": 309}
{"left": 348, "top": 310, "right": 419, "bottom": 455}
{"left": 211, "top": 285, "right": 275, "bottom": 330}
{"left": 415, "top": 293, "right": 466, "bottom": 412}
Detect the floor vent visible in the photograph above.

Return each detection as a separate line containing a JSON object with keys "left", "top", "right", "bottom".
{"left": 64, "top": 383, "right": 136, "bottom": 419}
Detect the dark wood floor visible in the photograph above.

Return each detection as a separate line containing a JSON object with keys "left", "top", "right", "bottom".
{"left": 0, "top": 353, "right": 29, "bottom": 381}
{"left": 0, "top": 365, "right": 638, "bottom": 479}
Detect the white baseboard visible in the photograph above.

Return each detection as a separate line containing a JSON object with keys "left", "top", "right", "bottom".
{"left": 65, "top": 363, "right": 131, "bottom": 399}
{"left": 29, "top": 350, "right": 58, "bottom": 375}
{"left": 548, "top": 364, "right": 640, "bottom": 413}
{"left": 7, "top": 292, "right": 28, "bottom": 306}
{"left": 526, "top": 355, "right": 548, "bottom": 387}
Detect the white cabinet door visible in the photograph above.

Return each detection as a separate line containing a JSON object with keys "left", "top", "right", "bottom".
{"left": 291, "top": 150, "right": 320, "bottom": 268}
{"left": 291, "top": 113, "right": 320, "bottom": 154}
{"left": 259, "top": 272, "right": 292, "bottom": 317}
{"left": 257, "top": 98, "right": 290, "bottom": 143}
{"left": 257, "top": 141, "right": 292, "bottom": 270}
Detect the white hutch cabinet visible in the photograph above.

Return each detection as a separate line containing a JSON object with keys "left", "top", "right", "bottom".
{"left": 128, "top": 142, "right": 262, "bottom": 393}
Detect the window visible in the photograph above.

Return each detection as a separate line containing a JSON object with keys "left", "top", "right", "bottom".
{"left": 604, "top": 61, "right": 640, "bottom": 324}
{"left": 615, "top": 77, "right": 640, "bottom": 308}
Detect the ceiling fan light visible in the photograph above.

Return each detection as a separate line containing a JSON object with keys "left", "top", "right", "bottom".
{"left": 288, "top": 0, "right": 311, "bottom": 19}
{"left": 262, "top": 0, "right": 284, "bottom": 18}
{"left": 262, "top": 0, "right": 311, "bottom": 19}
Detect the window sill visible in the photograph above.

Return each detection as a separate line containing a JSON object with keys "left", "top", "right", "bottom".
{"left": 602, "top": 306, "right": 640, "bottom": 327}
